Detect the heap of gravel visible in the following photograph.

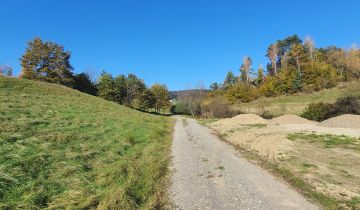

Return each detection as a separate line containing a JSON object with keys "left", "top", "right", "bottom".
{"left": 211, "top": 114, "right": 268, "bottom": 127}
{"left": 319, "top": 114, "right": 360, "bottom": 129}
{"left": 269, "top": 114, "right": 316, "bottom": 125}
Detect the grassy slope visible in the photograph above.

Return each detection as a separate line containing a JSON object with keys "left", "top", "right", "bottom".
{"left": 0, "top": 76, "right": 174, "bottom": 209}
{"left": 234, "top": 82, "right": 360, "bottom": 116}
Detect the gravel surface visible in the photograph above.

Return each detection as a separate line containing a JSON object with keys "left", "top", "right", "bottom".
{"left": 170, "top": 117, "right": 319, "bottom": 210}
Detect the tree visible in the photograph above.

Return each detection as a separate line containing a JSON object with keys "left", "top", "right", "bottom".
{"left": 267, "top": 35, "right": 302, "bottom": 72}
{"left": 73, "top": 72, "right": 98, "bottom": 95}
{"left": 210, "top": 82, "right": 221, "bottom": 90}
{"left": 304, "top": 36, "right": 315, "bottom": 66}
{"left": 346, "top": 45, "right": 360, "bottom": 78}
{"left": 223, "top": 71, "right": 237, "bottom": 88}
{"left": 289, "top": 44, "right": 306, "bottom": 78}
{"left": 241, "top": 56, "right": 252, "bottom": 85}
{"left": 97, "top": 71, "right": 117, "bottom": 102}
{"left": 138, "top": 89, "right": 156, "bottom": 111}
{"left": 277, "top": 35, "right": 302, "bottom": 59}
{"left": 255, "top": 65, "right": 264, "bottom": 86}
{"left": 20, "top": 37, "right": 74, "bottom": 86}
{"left": 0, "top": 64, "right": 13, "bottom": 76}
{"left": 267, "top": 43, "right": 279, "bottom": 75}
{"left": 321, "top": 46, "right": 347, "bottom": 78}
{"left": 125, "top": 74, "right": 146, "bottom": 107}
{"left": 113, "top": 74, "right": 127, "bottom": 103}
{"left": 150, "top": 83, "right": 170, "bottom": 112}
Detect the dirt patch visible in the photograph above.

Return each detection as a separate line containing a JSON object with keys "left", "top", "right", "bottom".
{"left": 320, "top": 114, "right": 360, "bottom": 129}
{"left": 209, "top": 114, "right": 268, "bottom": 133}
{"left": 206, "top": 115, "right": 360, "bottom": 208}
{"left": 269, "top": 114, "right": 316, "bottom": 125}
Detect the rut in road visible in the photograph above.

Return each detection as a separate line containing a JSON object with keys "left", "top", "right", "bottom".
{"left": 169, "top": 117, "right": 319, "bottom": 210}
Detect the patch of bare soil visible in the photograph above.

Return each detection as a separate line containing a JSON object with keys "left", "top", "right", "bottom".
{"left": 269, "top": 114, "right": 316, "bottom": 125}
{"left": 320, "top": 114, "right": 360, "bottom": 129}
{"left": 209, "top": 114, "right": 268, "bottom": 133}
{"left": 207, "top": 114, "right": 360, "bottom": 207}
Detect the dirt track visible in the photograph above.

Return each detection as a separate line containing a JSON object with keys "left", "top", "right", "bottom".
{"left": 169, "top": 117, "right": 319, "bottom": 210}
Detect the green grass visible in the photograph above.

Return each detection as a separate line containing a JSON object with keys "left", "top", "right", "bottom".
{"left": 233, "top": 82, "right": 360, "bottom": 116}
{"left": 287, "top": 133, "right": 360, "bottom": 150}
{"left": 0, "top": 76, "right": 174, "bottom": 209}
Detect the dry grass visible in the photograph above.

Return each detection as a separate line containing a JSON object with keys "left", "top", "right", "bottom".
{"left": 0, "top": 76, "right": 174, "bottom": 209}
{"left": 233, "top": 82, "right": 360, "bottom": 116}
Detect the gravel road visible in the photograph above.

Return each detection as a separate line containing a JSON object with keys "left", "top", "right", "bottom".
{"left": 169, "top": 117, "right": 320, "bottom": 210}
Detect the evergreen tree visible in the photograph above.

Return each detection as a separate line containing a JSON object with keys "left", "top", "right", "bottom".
{"left": 223, "top": 71, "right": 237, "bottom": 88}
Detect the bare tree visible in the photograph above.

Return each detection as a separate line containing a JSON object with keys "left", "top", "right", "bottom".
{"left": 268, "top": 43, "right": 279, "bottom": 75}
{"left": 304, "top": 36, "right": 315, "bottom": 66}
{"left": 243, "top": 56, "right": 252, "bottom": 85}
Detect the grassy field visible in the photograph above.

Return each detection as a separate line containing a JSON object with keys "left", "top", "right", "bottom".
{"left": 233, "top": 82, "right": 360, "bottom": 116}
{"left": 0, "top": 76, "right": 174, "bottom": 209}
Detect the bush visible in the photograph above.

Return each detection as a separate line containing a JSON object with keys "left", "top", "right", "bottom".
{"left": 171, "top": 101, "right": 192, "bottom": 115}
{"left": 260, "top": 110, "right": 274, "bottom": 119}
{"left": 225, "top": 83, "right": 259, "bottom": 103}
{"left": 301, "top": 96, "right": 360, "bottom": 121}
{"left": 333, "top": 96, "right": 360, "bottom": 115}
{"left": 200, "top": 96, "right": 236, "bottom": 118}
{"left": 301, "top": 102, "right": 334, "bottom": 121}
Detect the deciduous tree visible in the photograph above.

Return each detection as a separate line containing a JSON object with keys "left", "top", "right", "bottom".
{"left": 20, "top": 37, "right": 74, "bottom": 86}
{"left": 150, "top": 83, "right": 170, "bottom": 112}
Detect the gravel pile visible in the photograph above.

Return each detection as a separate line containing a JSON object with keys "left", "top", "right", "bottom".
{"left": 269, "top": 114, "right": 316, "bottom": 125}
{"left": 320, "top": 114, "right": 360, "bottom": 129}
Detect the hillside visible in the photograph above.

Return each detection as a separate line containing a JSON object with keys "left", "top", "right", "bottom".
{"left": 0, "top": 76, "right": 174, "bottom": 209}
{"left": 233, "top": 82, "right": 360, "bottom": 116}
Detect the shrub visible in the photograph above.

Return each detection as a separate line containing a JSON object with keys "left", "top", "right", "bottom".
{"left": 301, "top": 96, "right": 360, "bottom": 121}
{"left": 225, "top": 83, "right": 259, "bottom": 103}
{"left": 301, "top": 102, "right": 334, "bottom": 121}
{"left": 333, "top": 96, "right": 360, "bottom": 115}
{"left": 260, "top": 110, "right": 274, "bottom": 119}
{"left": 200, "top": 96, "right": 236, "bottom": 118}
{"left": 171, "top": 101, "right": 192, "bottom": 115}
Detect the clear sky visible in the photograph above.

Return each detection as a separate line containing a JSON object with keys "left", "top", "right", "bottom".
{"left": 1, "top": 0, "right": 359, "bottom": 90}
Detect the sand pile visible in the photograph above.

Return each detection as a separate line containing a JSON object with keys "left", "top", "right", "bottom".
{"left": 320, "top": 114, "right": 360, "bottom": 129}
{"left": 214, "top": 114, "right": 268, "bottom": 125}
{"left": 269, "top": 114, "right": 316, "bottom": 125}
{"left": 209, "top": 114, "right": 268, "bottom": 132}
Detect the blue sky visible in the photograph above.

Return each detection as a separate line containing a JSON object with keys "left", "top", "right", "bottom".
{"left": 1, "top": 0, "right": 359, "bottom": 90}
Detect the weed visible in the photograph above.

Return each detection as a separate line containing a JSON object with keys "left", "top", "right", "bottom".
{"left": 287, "top": 133, "right": 359, "bottom": 150}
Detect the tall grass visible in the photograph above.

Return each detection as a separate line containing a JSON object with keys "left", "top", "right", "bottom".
{"left": 0, "top": 76, "right": 174, "bottom": 209}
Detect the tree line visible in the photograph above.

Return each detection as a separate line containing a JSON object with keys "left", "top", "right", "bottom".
{"left": 172, "top": 34, "right": 360, "bottom": 118}
{"left": 13, "top": 37, "right": 170, "bottom": 113}
{"left": 209, "top": 35, "right": 360, "bottom": 103}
